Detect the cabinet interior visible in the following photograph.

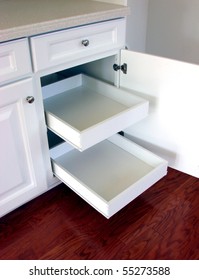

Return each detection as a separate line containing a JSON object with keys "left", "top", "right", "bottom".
{"left": 40, "top": 55, "right": 117, "bottom": 149}
{"left": 38, "top": 52, "right": 167, "bottom": 218}
{"left": 41, "top": 55, "right": 116, "bottom": 86}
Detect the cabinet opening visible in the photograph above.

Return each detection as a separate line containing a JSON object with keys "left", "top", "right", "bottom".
{"left": 40, "top": 55, "right": 117, "bottom": 87}
{"left": 47, "top": 129, "right": 64, "bottom": 149}
{"left": 40, "top": 55, "right": 120, "bottom": 151}
{"left": 37, "top": 52, "right": 168, "bottom": 218}
{"left": 42, "top": 74, "right": 148, "bottom": 151}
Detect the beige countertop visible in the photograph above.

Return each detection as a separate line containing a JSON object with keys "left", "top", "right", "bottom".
{"left": 0, "top": 0, "right": 129, "bottom": 42}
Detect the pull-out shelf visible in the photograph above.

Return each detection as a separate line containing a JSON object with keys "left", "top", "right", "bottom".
{"left": 43, "top": 74, "right": 149, "bottom": 151}
{"left": 50, "top": 134, "right": 167, "bottom": 218}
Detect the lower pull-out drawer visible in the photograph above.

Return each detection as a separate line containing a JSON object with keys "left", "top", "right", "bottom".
{"left": 43, "top": 74, "right": 148, "bottom": 151}
{"left": 50, "top": 134, "right": 167, "bottom": 218}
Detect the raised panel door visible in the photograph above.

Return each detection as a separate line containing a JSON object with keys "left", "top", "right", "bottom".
{"left": 0, "top": 79, "right": 47, "bottom": 217}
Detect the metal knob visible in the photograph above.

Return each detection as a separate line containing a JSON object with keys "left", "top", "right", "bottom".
{"left": 81, "top": 39, "right": 89, "bottom": 47}
{"left": 26, "top": 96, "right": 35, "bottom": 104}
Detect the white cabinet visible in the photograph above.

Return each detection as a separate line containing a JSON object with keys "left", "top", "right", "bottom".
{"left": 40, "top": 67, "right": 168, "bottom": 218}
{"left": 36, "top": 46, "right": 168, "bottom": 217}
{"left": 0, "top": 79, "right": 47, "bottom": 217}
{"left": 0, "top": 17, "right": 169, "bottom": 218}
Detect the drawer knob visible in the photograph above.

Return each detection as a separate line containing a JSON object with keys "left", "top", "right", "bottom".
{"left": 82, "top": 39, "right": 89, "bottom": 47}
{"left": 26, "top": 96, "right": 35, "bottom": 104}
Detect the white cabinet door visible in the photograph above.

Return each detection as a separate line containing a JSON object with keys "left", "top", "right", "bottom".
{"left": 0, "top": 79, "right": 47, "bottom": 217}
{"left": 120, "top": 50, "right": 199, "bottom": 178}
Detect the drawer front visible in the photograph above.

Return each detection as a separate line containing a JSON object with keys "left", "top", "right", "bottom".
{"left": 31, "top": 19, "right": 126, "bottom": 72}
{"left": 50, "top": 134, "right": 168, "bottom": 219}
{"left": 0, "top": 39, "right": 32, "bottom": 84}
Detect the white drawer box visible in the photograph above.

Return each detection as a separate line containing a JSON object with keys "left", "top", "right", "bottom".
{"left": 0, "top": 39, "right": 32, "bottom": 84}
{"left": 50, "top": 134, "right": 168, "bottom": 218}
{"left": 30, "top": 19, "right": 125, "bottom": 72}
{"left": 43, "top": 74, "right": 149, "bottom": 151}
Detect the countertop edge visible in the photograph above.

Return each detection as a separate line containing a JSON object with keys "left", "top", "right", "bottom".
{"left": 0, "top": 7, "right": 130, "bottom": 42}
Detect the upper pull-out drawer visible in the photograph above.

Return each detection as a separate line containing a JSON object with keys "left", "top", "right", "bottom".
{"left": 50, "top": 134, "right": 168, "bottom": 218}
{"left": 30, "top": 19, "right": 125, "bottom": 72}
{"left": 0, "top": 39, "right": 32, "bottom": 84}
{"left": 42, "top": 74, "right": 149, "bottom": 151}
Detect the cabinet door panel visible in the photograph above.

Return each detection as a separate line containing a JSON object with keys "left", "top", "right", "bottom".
{"left": 0, "top": 39, "right": 32, "bottom": 85}
{"left": 0, "top": 79, "right": 47, "bottom": 216}
{"left": 0, "top": 102, "right": 33, "bottom": 193}
{"left": 120, "top": 50, "right": 199, "bottom": 177}
{"left": 31, "top": 19, "right": 125, "bottom": 72}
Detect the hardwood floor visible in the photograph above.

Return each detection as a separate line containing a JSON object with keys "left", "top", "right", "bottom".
{"left": 0, "top": 168, "right": 198, "bottom": 260}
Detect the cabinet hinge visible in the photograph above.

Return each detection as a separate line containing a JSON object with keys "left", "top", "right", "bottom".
{"left": 113, "top": 63, "right": 127, "bottom": 74}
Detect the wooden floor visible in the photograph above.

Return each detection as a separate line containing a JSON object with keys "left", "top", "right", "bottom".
{"left": 0, "top": 168, "right": 198, "bottom": 260}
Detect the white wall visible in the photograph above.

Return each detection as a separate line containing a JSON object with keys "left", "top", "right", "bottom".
{"left": 95, "top": 0, "right": 199, "bottom": 64}
{"left": 146, "top": 0, "right": 199, "bottom": 64}
{"left": 126, "top": 0, "right": 149, "bottom": 52}
{"left": 93, "top": 0, "right": 149, "bottom": 52}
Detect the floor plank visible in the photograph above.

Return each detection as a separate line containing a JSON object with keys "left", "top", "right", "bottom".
{"left": 0, "top": 168, "right": 198, "bottom": 260}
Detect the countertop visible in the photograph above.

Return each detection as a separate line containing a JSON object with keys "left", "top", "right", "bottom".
{"left": 0, "top": 0, "right": 129, "bottom": 42}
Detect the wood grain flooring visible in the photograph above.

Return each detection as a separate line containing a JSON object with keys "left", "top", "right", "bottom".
{"left": 0, "top": 168, "right": 198, "bottom": 260}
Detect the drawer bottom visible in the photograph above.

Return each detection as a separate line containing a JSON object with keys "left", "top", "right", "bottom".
{"left": 50, "top": 134, "right": 167, "bottom": 218}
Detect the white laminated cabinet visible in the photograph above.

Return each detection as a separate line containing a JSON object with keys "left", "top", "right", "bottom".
{"left": 32, "top": 19, "right": 168, "bottom": 217}
{"left": 40, "top": 56, "right": 168, "bottom": 217}
{"left": 0, "top": 17, "right": 169, "bottom": 218}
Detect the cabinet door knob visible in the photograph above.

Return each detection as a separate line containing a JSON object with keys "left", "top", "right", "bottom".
{"left": 26, "top": 96, "right": 35, "bottom": 104}
{"left": 82, "top": 39, "right": 89, "bottom": 47}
